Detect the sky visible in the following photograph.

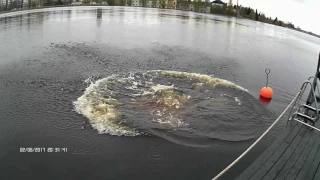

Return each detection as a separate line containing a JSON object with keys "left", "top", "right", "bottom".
{"left": 236, "top": 0, "right": 320, "bottom": 34}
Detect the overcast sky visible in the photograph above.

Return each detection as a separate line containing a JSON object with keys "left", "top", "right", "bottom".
{"left": 237, "top": 0, "right": 320, "bottom": 34}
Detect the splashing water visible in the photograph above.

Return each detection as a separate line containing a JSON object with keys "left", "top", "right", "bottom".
{"left": 73, "top": 70, "right": 270, "bottom": 146}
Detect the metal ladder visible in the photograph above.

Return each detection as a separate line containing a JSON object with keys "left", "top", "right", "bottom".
{"left": 288, "top": 78, "right": 320, "bottom": 127}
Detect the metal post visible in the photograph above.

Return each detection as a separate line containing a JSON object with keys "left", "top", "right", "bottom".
{"left": 265, "top": 69, "right": 270, "bottom": 87}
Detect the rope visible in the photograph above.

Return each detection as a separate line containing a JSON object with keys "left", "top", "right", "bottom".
{"left": 212, "top": 90, "right": 301, "bottom": 180}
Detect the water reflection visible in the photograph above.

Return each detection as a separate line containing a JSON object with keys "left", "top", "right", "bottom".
{"left": 19, "top": 15, "right": 23, "bottom": 28}
{"left": 259, "top": 96, "right": 272, "bottom": 105}
{"left": 97, "top": 8, "right": 102, "bottom": 27}
{"left": 0, "top": 6, "right": 319, "bottom": 65}
{"left": 27, "top": 13, "right": 30, "bottom": 30}
{"left": 67, "top": 10, "right": 71, "bottom": 19}
{"left": 225, "top": 19, "right": 236, "bottom": 54}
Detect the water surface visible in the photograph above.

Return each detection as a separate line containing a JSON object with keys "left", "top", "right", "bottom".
{"left": 0, "top": 6, "right": 320, "bottom": 180}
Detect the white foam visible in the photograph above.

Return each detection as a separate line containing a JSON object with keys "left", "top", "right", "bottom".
{"left": 235, "top": 97, "right": 242, "bottom": 105}
{"left": 73, "top": 78, "right": 140, "bottom": 136}
{"left": 150, "top": 84, "right": 174, "bottom": 92}
{"left": 151, "top": 70, "right": 248, "bottom": 92}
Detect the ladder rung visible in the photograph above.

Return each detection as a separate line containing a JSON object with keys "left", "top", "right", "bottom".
{"left": 293, "top": 118, "right": 320, "bottom": 131}
{"left": 301, "top": 104, "right": 318, "bottom": 112}
{"left": 296, "top": 112, "right": 314, "bottom": 122}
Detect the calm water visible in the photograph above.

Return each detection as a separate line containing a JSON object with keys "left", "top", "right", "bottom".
{"left": 0, "top": 6, "right": 320, "bottom": 180}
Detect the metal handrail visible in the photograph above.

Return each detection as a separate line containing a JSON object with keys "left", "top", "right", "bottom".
{"left": 287, "top": 91, "right": 302, "bottom": 122}
{"left": 288, "top": 81, "right": 319, "bottom": 122}
{"left": 308, "top": 76, "right": 320, "bottom": 101}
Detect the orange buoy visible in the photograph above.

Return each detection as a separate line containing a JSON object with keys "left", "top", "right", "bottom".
{"left": 260, "top": 87, "right": 273, "bottom": 99}
{"left": 260, "top": 69, "right": 273, "bottom": 99}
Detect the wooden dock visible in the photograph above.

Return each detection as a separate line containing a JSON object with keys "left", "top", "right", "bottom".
{"left": 235, "top": 120, "right": 320, "bottom": 180}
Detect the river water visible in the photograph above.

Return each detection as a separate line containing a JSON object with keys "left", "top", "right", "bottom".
{"left": 0, "top": 6, "right": 320, "bottom": 180}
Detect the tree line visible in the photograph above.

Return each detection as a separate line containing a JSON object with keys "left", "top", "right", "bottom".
{"left": 211, "top": 4, "right": 296, "bottom": 29}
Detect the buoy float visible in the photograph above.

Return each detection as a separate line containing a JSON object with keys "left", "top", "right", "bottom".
{"left": 260, "top": 69, "right": 273, "bottom": 99}
{"left": 260, "top": 87, "right": 273, "bottom": 99}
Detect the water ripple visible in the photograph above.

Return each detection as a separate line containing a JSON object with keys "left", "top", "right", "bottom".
{"left": 148, "top": 146, "right": 166, "bottom": 160}
{"left": 62, "top": 136, "right": 100, "bottom": 154}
